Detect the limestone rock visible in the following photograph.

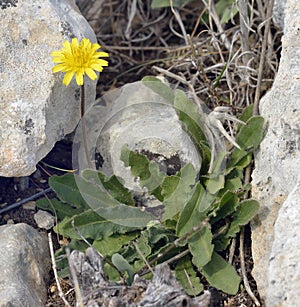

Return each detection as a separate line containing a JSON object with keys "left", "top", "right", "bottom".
{"left": 0, "top": 223, "right": 50, "bottom": 306}
{"left": 267, "top": 176, "right": 300, "bottom": 306}
{"left": 72, "top": 81, "right": 201, "bottom": 196}
{"left": 0, "top": 0, "right": 98, "bottom": 177}
{"left": 273, "top": 0, "right": 287, "bottom": 29}
{"left": 251, "top": 0, "right": 300, "bottom": 302}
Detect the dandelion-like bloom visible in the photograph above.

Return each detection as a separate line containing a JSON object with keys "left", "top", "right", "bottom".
{"left": 51, "top": 38, "right": 109, "bottom": 86}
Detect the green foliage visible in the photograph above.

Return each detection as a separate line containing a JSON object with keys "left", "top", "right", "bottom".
{"left": 175, "top": 256, "right": 204, "bottom": 295}
{"left": 202, "top": 252, "right": 240, "bottom": 295}
{"left": 38, "top": 78, "right": 264, "bottom": 296}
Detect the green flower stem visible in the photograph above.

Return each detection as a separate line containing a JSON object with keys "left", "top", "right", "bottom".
{"left": 81, "top": 84, "right": 92, "bottom": 169}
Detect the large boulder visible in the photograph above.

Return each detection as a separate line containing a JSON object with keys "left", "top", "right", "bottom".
{"left": 0, "top": 223, "right": 50, "bottom": 306}
{"left": 251, "top": 0, "right": 300, "bottom": 304}
{"left": 0, "top": 0, "right": 97, "bottom": 177}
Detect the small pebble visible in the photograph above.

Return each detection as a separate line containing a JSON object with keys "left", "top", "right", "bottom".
{"left": 7, "top": 219, "right": 15, "bottom": 224}
{"left": 34, "top": 210, "right": 55, "bottom": 230}
{"left": 22, "top": 201, "right": 36, "bottom": 211}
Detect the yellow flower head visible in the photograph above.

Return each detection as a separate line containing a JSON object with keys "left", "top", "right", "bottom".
{"left": 51, "top": 38, "right": 109, "bottom": 86}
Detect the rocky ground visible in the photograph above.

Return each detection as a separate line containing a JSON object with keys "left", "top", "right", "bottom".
{"left": 0, "top": 0, "right": 283, "bottom": 306}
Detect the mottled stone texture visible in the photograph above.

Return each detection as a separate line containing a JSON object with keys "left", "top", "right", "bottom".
{"left": 0, "top": 223, "right": 50, "bottom": 306}
{"left": 251, "top": 0, "right": 300, "bottom": 304}
{"left": 0, "top": 0, "right": 97, "bottom": 176}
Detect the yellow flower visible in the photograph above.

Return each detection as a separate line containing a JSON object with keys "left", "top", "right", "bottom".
{"left": 51, "top": 38, "right": 109, "bottom": 86}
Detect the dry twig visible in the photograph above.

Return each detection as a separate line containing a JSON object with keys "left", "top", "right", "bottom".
{"left": 48, "top": 232, "right": 71, "bottom": 307}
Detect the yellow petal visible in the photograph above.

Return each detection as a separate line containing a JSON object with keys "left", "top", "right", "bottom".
{"left": 52, "top": 64, "right": 66, "bottom": 73}
{"left": 75, "top": 72, "right": 84, "bottom": 85}
{"left": 63, "top": 71, "right": 74, "bottom": 86}
{"left": 85, "top": 68, "right": 97, "bottom": 80}
{"left": 94, "top": 52, "right": 109, "bottom": 58}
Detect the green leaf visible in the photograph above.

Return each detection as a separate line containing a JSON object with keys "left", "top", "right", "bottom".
{"left": 238, "top": 104, "right": 254, "bottom": 127}
{"left": 129, "top": 151, "right": 151, "bottom": 180}
{"left": 96, "top": 172, "right": 135, "bottom": 206}
{"left": 36, "top": 198, "right": 83, "bottom": 220}
{"left": 227, "top": 116, "right": 264, "bottom": 170}
{"left": 112, "top": 253, "right": 135, "bottom": 284}
{"left": 120, "top": 145, "right": 165, "bottom": 193}
{"left": 202, "top": 252, "right": 240, "bottom": 295}
{"left": 162, "top": 163, "right": 197, "bottom": 221}
{"left": 236, "top": 116, "right": 264, "bottom": 150}
{"left": 142, "top": 76, "right": 174, "bottom": 102}
{"left": 177, "top": 182, "right": 210, "bottom": 236}
{"left": 189, "top": 225, "right": 214, "bottom": 268}
{"left": 49, "top": 174, "right": 88, "bottom": 208}
{"left": 173, "top": 89, "right": 207, "bottom": 144}
{"left": 226, "top": 150, "right": 252, "bottom": 171}
{"left": 226, "top": 199, "right": 259, "bottom": 237}
{"left": 205, "top": 173, "right": 225, "bottom": 195}
{"left": 160, "top": 175, "right": 180, "bottom": 199}
{"left": 73, "top": 174, "right": 155, "bottom": 228}
{"left": 175, "top": 256, "right": 204, "bottom": 296}
{"left": 54, "top": 209, "right": 133, "bottom": 240}
{"left": 173, "top": 89, "right": 211, "bottom": 172}
{"left": 222, "top": 177, "right": 243, "bottom": 193}
{"left": 210, "top": 191, "right": 238, "bottom": 224}
{"left": 218, "top": 1, "right": 238, "bottom": 24}
{"left": 151, "top": 0, "right": 191, "bottom": 9}
{"left": 141, "top": 161, "right": 166, "bottom": 192}
{"left": 92, "top": 232, "right": 139, "bottom": 256}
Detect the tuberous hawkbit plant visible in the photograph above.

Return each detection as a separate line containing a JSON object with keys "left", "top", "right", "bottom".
{"left": 38, "top": 77, "right": 264, "bottom": 295}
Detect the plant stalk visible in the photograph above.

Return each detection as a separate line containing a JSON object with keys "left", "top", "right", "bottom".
{"left": 81, "top": 84, "right": 93, "bottom": 169}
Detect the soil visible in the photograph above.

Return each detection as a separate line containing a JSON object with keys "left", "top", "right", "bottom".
{"left": 0, "top": 0, "right": 282, "bottom": 306}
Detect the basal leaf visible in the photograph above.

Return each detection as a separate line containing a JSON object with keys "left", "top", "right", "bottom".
{"left": 142, "top": 76, "right": 174, "bottom": 102}
{"left": 177, "top": 182, "right": 209, "bottom": 236}
{"left": 49, "top": 174, "right": 88, "bottom": 208}
{"left": 202, "top": 252, "right": 240, "bottom": 295}
{"left": 226, "top": 199, "right": 259, "bottom": 237}
{"left": 96, "top": 172, "right": 135, "bottom": 206}
{"left": 162, "top": 163, "right": 197, "bottom": 221}
{"left": 227, "top": 116, "right": 264, "bottom": 170}
{"left": 36, "top": 198, "right": 83, "bottom": 220}
{"left": 175, "top": 256, "right": 204, "bottom": 296}
{"left": 205, "top": 173, "right": 225, "bottom": 195}
{"left": 210, "top": 191, "right": 238, "bottom": 224}
{"left": 140, "top": 161, "right": 166, "bottom": 192}
{"left": 112, "top": 253, "right": 135, "bottom": 284}
{"left": 160, "top": 175, "right": 180, "bottom": 199}
{"left": 73, "top": 175, "right": 155, "bottom": 228}
{"left": 54, "top": 209, "right": 134, "bottom": 241}
{"left": 92, "top": 232, "right": 139, "bottom": 257}
{"left": 120, "top": 145, "right": 165, "bottom": 194}
{"left": 189, "top": 225, "right": 214, "bottom": 268}
{"left": 238, "top": 104, "right": 254, "bottom": 128}
{"left": 236, "top": 116, "right": 264, "bottom": 150}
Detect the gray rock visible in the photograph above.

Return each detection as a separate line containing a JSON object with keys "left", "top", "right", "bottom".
{"left": 267, "top": 175, "right": 300, "bottom": 306}
{"left": 251, "top": 0, "right": 300, "bottom": 302}
{"left": 0, "top": 0, "right": 97, "bottom": 177}
{"left": 72, "top": 81, "right": 201, "bottom": 197}
{"left": 34, "top": 209, "right": 55, "bottom": 230}
{"left": 273, "top": 0, "right": 287, "bottom": 30}
{"left": 0, "top": 223, "right": 50, "bottom": 307}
